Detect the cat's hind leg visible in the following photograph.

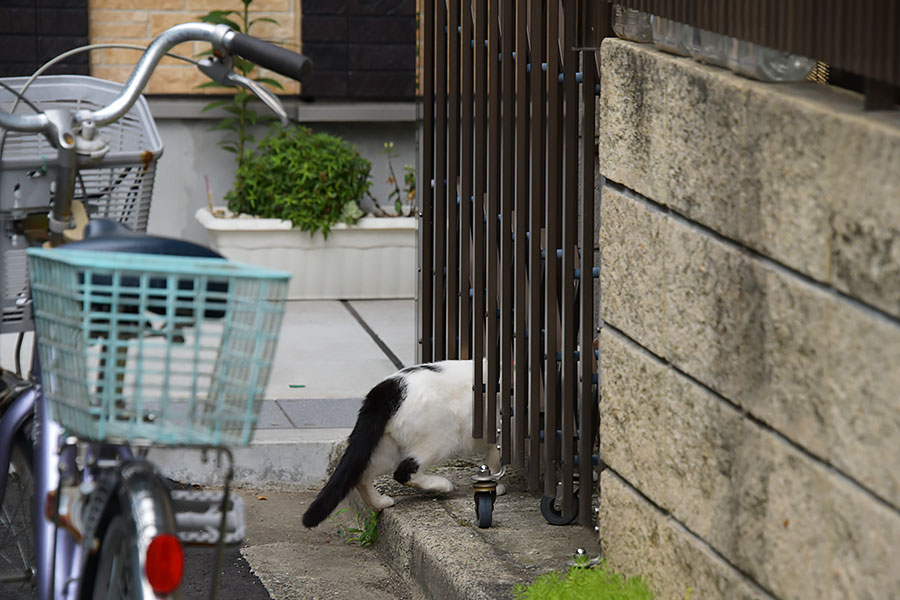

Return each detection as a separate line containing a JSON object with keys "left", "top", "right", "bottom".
{"left": 355, "top": 437, "right": 399, "bottom": 511}
{"left": 393, "top": 457, "right": 454, "bottom": 493}
{"left": 356, "top": 479, "right": 395, "bottom": 511}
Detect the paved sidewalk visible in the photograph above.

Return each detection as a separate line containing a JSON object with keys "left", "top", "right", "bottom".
{"left": 152, "top": 299, "right": 416, "bottom": 487}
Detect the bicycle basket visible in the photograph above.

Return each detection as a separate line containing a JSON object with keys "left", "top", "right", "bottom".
{"left": 1, "top": 75, "right": 163, "bottom": 334}
{"left": 0, "top": 75, "right": 162, "bottom": 230}
{"left": 26, "top": 248, "right": 290, "bottom": 446}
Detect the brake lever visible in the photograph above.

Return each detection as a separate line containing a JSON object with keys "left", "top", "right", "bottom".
{"left": 197, "top": 56, "right": 290, "bottom": 127}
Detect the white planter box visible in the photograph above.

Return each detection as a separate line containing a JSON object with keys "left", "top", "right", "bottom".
{"left": 195, "top": 208, "right": 418, "bottom": 300}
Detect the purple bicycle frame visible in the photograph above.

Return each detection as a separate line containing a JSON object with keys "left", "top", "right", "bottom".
{"left": 0, "top": 383, "right": 83, "bottom": 600}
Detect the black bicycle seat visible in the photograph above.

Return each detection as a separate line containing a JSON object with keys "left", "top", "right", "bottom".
{"left": 63, "top": 219, "right": 224, "bottom": 259}
{"left": 60, "top": 219, "right": 227, "bottom": 322}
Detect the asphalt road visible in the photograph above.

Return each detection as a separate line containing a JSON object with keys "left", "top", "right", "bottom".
{"left": 182, "top": 544, "right": 271, "bottom": 600}
{"left": 180, "top": 488, "right": 421, "bottom": 600}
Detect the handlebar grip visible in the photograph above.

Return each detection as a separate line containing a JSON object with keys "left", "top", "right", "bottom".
{"left": 227, "top": 32, "right": 313, "bottom": 82}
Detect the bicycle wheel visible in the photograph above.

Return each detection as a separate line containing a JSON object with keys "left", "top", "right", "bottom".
{"left": 91, "top": 510, "right": 142, "bottom": 600}
{"left": 81, "top": 463, "right": 180, "bottom": 600}
{"left": 0, "top": 433, "right": 36, "bottom": 599}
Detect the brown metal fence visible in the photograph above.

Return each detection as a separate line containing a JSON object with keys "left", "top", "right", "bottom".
{"left": 420, "top": 0, "right": 608, "bottom": 527}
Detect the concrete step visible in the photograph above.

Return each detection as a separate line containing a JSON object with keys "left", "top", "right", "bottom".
{"left": 349, "top": 461, "right": 601, "bottom": 600}
{"left": 151, "top": 427, "right": 351, "bottom": 488}
{"left": 152, "top": 397, "right": 363, "bottom": 487}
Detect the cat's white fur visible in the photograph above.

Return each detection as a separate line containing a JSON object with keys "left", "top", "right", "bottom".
{"left": 302, "top": 359, "right": 502, "bottom": 528}
{"left": 356, "top": 360, "right": 501, "bottom": 510}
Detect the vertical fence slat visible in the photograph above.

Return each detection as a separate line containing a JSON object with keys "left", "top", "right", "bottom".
{"left": 460, "top": 0, "right": 474, "bottom": 361}
{"left": 421, "top": 0, "right": 435, "bottom": 364}
{"left": 560, "top": 0, "right": 578, "bottom": 521}
{"left": 528, "top": 0, "right": 547, "bottom": 491}
{"left": 486, "top": 0, "right": 501, "bottom": 445}
{"left": 513, "top": 0, "right": 530, "bottom": 470}
{"left": 434, "top": 0, "right": 448, "bottom": 361}
{"left": 500, "top": 0, "right": 516, "bottom": 464}
{"left": 544, "top": 0, "right": 562, "bottom": 500}
{"left": 448, "top": 0, "right": 461, "bottom": 360}
{"left": 473, "top": 0, "right": 488, "bottom": 439}
{"left": 579, "top": 49, "right": 598, "bottom": 527}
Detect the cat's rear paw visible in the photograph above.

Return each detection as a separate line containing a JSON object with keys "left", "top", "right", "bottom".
{"left": 372, "top": 495, "right": 395, "bottom": 511}
{"left": 410, "top": 474, "right": 454, "bottom": 493}
{"left": 496, "top": 483, "right": 507, "bottom": 496}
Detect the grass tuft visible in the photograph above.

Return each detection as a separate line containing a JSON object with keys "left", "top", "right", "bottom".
{"left": 512, "top": 560, "right": 654, "bottom": 600}
{"left": 328, "top": 507, "right": 379, "bottom": 547}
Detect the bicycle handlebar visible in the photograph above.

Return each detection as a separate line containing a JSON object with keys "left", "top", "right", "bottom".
{"left": 0, "top": 22, "right": 312, "bottom": 245}
{"left": 0, "top": 22, "right": 313, "bottom": 133}
{"left": 227, "top": 32, "right": 312, "bottom": 82}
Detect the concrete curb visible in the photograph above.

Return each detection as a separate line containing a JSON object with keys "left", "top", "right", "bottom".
{"left": 150, "top": 428, "right": 350, "bottom": 488}
{"left": 349, "top": 462, "right": 601, "bottom": 600}
{"left": 370, "top": 495, "right": 524, "bottom": 600}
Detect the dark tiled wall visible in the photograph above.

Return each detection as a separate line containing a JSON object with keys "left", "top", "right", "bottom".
{"left": 0, "top": 0, "right": 89, "bottom": 78}
{"left": 302, "top": 0, "right": 416, "bottom": 99}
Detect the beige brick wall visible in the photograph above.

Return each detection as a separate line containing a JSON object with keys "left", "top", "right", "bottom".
{"left": 597, "top": 38, "right": 900, "bottom": 599}
{"left": 88, "top": 0, "right": 300, "bottom": 95}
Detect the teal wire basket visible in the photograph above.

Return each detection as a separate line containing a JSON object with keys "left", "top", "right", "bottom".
{"left": 26, "top": 248, "right": 290, "bottom": 446}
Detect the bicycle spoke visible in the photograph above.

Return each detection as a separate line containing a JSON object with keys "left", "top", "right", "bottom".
{"left": 1, "top": 451, "right": 35, "bottom": 597}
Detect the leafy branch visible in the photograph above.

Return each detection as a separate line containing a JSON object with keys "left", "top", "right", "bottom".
{"left": 197, "top": 0, "right": 283, "bottom": 172}
{"left": 373, "top": 141, "right": 416, "bottom": 217}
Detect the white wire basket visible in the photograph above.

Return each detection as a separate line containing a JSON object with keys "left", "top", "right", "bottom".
{"left": 1, "top": 75, "right": 163, "bottom": 333}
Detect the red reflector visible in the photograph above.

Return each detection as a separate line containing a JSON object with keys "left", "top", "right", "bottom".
{"left": 145, "top": 534, "right": 184, "bottom": 595}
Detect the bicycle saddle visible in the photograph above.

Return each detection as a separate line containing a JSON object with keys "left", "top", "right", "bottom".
{"left": 59, "top": 219, "right": 228, "bottom": 321}
{"left": 61, "top": 219, "right": 224, "bottom": 259}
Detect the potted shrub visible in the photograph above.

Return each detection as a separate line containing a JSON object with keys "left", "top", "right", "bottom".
{"left": 196, "top": 125, "right": 417, "bottom": 300}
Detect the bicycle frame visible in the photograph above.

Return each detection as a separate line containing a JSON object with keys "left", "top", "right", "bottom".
{"left": 0, "top": 366, "right": 182, "bottom": 599}
{"left": 0, "top": 21, "right": 308, "bottom": 599}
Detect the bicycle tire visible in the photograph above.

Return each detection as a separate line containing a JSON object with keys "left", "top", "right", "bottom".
{"left": 0, "top": 431, "right": 36, "bottom": 600}
{"left": 79, "top": 463, "right": 178, "bottom": 600}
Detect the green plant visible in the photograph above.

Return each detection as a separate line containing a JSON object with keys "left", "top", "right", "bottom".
{"left": 225, "top": 124, "right": 370, "bottom": 237}
{"left": 512, "top": 560, "right": 654, "bottom": 600}
{"left": 198, "top": 0, "right": 283, "bottom": 171}
{"left": 328, "top": 508, "right": 379, "bottom": 547}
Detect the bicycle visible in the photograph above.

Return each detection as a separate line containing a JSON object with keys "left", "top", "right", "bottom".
{"left": 0, "top": 22, "right": 310, "bottom": 599}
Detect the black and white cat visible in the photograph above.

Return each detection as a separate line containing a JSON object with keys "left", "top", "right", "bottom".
{"left": 302, "top": 360, "right": 501, "bottom": 528}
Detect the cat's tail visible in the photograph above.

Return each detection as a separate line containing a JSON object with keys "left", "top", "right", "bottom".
{"left": 302, "top": 376, "right": 403, "bottom": 528}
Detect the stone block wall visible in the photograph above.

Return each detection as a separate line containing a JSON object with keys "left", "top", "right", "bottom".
{"left": 596, "top": 38, "right": 900, "bottom": 599}
{"left": 87, "top": 0, "right": 300, "bottom": 94}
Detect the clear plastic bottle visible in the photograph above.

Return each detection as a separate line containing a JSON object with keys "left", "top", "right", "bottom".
{"left": 723, "top": 38, "right": 815, "bottom": 82}
{"left": 650, "top": 15, "right": 691, "bottom": 57}
{"left": 612, "top": 5, "right": 652, "bottom": 43}
{"left": 684, "top": 27, "right": 729, "bottom": 68}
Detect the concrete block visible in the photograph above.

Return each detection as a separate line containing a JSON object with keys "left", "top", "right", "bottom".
{"left": 598, "top": 470, "right": 770, "bottom": 600}
{"left": 598, "top": 38, "right": 900, "bottom": 315}
{"left": 600, "top": 331, "right": 900, "bottom": 599}
{"left": 600, "top": 186, "right": 900, "bottom": 506}
{"left": 599, "top": 185, "right": 668, "bottom": 357}
{"left": 825, "top": 111, "right": 900, "bottom": 317}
